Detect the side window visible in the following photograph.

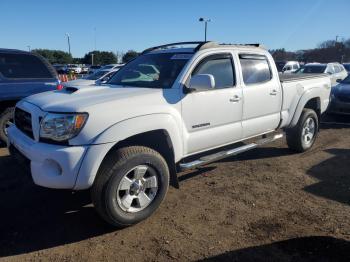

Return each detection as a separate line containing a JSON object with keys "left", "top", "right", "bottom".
{"left": 334, "top": 65, "right": 340, "bottom": 73}
{"left": 326, "top": 65, "right": 335, "bottom": 74}
{"left": 239, "top": 54, "right": 272, "bottom": 85}
{"left": 0, "top": 53, "right": 53, "bottom": 79}
{"left": 192, "top": 54, "right": 235, "bottom": 89}
{"left": 293, "top": 64, "right": 298, "bottom": 70}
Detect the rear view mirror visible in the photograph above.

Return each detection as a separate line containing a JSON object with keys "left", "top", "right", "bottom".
{"left": 188, "top": 74, "right": 215, "bottom": 91}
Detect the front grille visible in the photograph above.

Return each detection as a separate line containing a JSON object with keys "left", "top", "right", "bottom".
{"left": 337, "top": 95, "right": 350, "bottom": 103}
{"left": 14, "top": 108, "right": 34, "bottom": 139}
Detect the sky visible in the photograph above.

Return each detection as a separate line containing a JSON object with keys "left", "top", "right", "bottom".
{"left": 0, "top": 0, "right": 349, "bottom": 57}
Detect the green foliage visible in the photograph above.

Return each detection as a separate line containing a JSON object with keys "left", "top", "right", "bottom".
{"left": 270, "top": 37, "right": 350, "bottom": 63}
{"left": 269, "top": 48, "right": 297, "bottom": 61}
{"left": 32, "top": 49, "right": 73, "bottom": 64}
{"left": 83, "top": 51, "right": 117, "bottom": 65}
{"left": 122, "top": 50, "right": 139, "bottom": 63}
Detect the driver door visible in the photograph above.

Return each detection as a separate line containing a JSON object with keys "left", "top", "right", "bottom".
{"left": 181, "top": 53, "right": 243, "bottom": 155}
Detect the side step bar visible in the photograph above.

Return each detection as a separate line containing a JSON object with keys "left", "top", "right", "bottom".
{"left": 179, "top": 133, "right": 284, "bottom": 171}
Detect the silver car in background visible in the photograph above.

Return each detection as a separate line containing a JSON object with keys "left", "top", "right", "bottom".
{"left": 295, "top": 62, "right": 348, "bottom": 86}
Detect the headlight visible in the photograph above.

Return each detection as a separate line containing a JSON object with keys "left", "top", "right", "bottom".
{"left": 40, "top": 113, "right": 88, "bottom": 142}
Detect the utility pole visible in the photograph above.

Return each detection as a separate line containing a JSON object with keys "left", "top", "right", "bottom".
{"left": 199, "top": 17, "right": 211, "bottom": 41}
{"left": 91, "top": 53, "right": 94, "bottom": 65}
{"left": 27, "top": 45, "right": 31, "bottom": 52}
{"left": 65, "top": 33, "right": 71, "bottom": 55}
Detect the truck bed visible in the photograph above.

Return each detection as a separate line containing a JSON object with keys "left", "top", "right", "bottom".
{"left": 279, "top": 73, "right": 326, "bottom": 83}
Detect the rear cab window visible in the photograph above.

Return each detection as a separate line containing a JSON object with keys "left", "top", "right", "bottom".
{"left": 0, "top": 53, "right": 54, "bottom": 79}
{"left": 191, "top": 53, "right": 236, "bottom": 89}
{"left": 239, "top": 54, "right": 272, "bottom": 85}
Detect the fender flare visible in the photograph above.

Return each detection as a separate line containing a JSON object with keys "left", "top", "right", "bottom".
{"left": 74, "top": 114, "right": 183, "bottom": 190}
{"left": 289, "top": 88, "right": 320, "bottom": 128}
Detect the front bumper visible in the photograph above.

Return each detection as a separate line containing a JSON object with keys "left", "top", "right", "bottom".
{"left": 7, "top": 125, "right": 87, "bottom": 189}
{"left": 328, "top": 98, "right": 350, "bottom": 115}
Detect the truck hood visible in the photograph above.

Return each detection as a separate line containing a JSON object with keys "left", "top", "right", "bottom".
{"left": 62, "top": 79, "right": 96, "bottom": 86}
{"left": 24, "top": 84, "right": 167, "bottom": 112}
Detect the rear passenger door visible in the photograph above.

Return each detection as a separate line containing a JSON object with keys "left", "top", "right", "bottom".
{"left": 238, "top": 54, "right": 282, "bottom": 138}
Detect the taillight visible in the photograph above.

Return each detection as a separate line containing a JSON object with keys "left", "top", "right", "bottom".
{"left": 56, "top": 84, "right": 64, "bottom": 90}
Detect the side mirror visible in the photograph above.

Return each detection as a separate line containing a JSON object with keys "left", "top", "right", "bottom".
{"left": 336, "top": 79, "right": 342, "bottom": 83}
{"left": 188, "top": 74, "right": 215, "bottom": 92}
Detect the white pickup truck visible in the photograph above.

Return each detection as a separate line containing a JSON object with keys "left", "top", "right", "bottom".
{"left": 7, "top": 42, "right": 331, "bottom": 227}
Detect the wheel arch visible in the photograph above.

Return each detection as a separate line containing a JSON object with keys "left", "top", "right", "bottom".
{"left": 289, "top": 90, "right": 321, "bottom": 128}
{"left": 74, "top": 114, "right": 182, "bottom": 190}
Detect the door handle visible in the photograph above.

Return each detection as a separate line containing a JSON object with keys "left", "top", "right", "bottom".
{"left": 270, "top": 89, "right": 278, "bottom": 96}
{"left": 229, "top": 95, "right": 241, "bottom": 102}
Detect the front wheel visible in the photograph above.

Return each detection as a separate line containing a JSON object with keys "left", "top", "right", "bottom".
{"left": 286, "top": 108, "right": 319, "bottom": 153}
{"left": 91, "top": 146, "right": 169, "bottom": 227}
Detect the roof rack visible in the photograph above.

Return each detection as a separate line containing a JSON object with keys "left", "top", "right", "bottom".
{"left": 141, "top": 41, "right": 264, "bottom": 54}
{"left": 220, "top": 43, "right": 263, "bottom": 48}
{"left": 141, "top": 41, "right": 213, "bottom": 54}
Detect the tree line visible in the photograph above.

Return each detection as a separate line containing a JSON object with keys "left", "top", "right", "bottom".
{"left": 270, "top": 38, "right": 350, "bottom": 63}
{"left": 32, "top": 37, "right": 350, "bottom": 65}
{"left": 32, "top": 49, "right": 139, "bottom": 65}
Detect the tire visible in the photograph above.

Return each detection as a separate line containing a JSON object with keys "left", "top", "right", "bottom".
{"left": 91, "top": 146, "right": 170, "bottom": 227}
{"left": 0, "top": 107, "right": 14, "bottom": 144}
{"left": 286, "top": 108, "right": 319, "bottom": 153}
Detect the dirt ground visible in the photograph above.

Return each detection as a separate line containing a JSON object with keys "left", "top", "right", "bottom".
{"left": 0, "top": 115, "right": 349, "bottom": 262}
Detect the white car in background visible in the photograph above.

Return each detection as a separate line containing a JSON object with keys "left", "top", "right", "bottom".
{"left": 63, "top": 69, "right": 118, "bottom": 87}
{"left": 66, "top": 64, "right": 82, "bottom": 74}
{"left": 296, "top": 62, "right": 348, "bottom": 86}
{"left": 282, "top": 61, "right": 300, "bottom": 74}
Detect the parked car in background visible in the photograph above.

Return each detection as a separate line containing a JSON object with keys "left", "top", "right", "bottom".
{"left": 63, "top": 69, "right": 118, "bottom": 87}
{"left": 66, "top": 64, "right": 82, "bottom": 74}
{"left": 343, "top": 63, "right": 350, "bottom": 73}
{"left": 7, "top": 41, "right": 331, "bottom": 227}
{"left": 0, "top": 48, "right": 60, "bottom": 143}
{"left": 295, "top": 63, "right": 348, "bottom": 86}
{"left": 81, "top": 64, "right": 90, "bottom": 74}
{"left": 281, "top": 61, "right": 300, "bottom": 74}
{"left": 275, "top": 61, "right": 287, "bottom": 72}
{"left": 328, "top": 75, "right": 350, "bottom": 115}
{"left": 52, "top": 64, "right": 66, "bottom": 74}
{"left": 88, "top": 65, "right": 102, "bottom": 74}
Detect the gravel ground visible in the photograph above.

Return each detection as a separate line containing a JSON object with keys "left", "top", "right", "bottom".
{"left": 0, "top": 115, "right": 349, "bottom": 261}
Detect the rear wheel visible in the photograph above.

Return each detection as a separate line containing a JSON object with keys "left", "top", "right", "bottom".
{"left": 91, "top": 146, "right": 169, "bottom": 227}
{"left": 0, "top": 107, "right": 14, "bottom": 143}
{"left": 286, "top": 108, "right": 318, "bottom": 152}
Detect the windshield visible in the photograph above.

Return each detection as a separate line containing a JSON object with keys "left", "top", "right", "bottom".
{"left": 108, "top": 53, "right": 191, "bottom": 88}
{"left": 296, "top": 65, "right": 326, "bottom": 74}
{"left": 85, "top": 70, "right": 109, "bottom": 80}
